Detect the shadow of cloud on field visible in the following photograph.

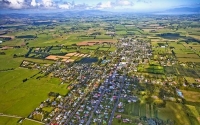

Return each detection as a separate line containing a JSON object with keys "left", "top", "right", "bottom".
{"left": 75, "top": 57, "right": 98, "bottom": 63}
{"left": 156, "top": 33, "right": 200, "bottom": 43}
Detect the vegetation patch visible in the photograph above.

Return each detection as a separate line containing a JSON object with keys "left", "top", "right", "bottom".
{"left": 181, "top": 90, "right": 200, "bottom": 103}
{"left": 157, "top": 102, "right": 190, "bottom": 125}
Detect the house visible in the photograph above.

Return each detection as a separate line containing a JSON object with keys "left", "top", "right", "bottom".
{"left": 118, "top": 109, "right": 124, "bottom": 112}
{"left": 34, "top": 48, "right": 40, "bottom": 52}
{"left": 176, "top": 89, "right": 184, "bottom": 98}
{"left": 195, "top": 79, "right": 200, "bottom": 83}
{"left": 147, "top": 119, "right": 156, "bottom": 125}
{"left": 0, "top": 46, "right": 13, "bottom": 50}
{"left": 116, "top": 115, "right": 121, "bottom": 119}
{"left": 52, "top": 101, "right": 57, "bottom": 106}
{"left": 123, "top": 118, "right": 130, "bottom": 123}
{"left": 79, "top": 120, "right": 84, "bottom": 124}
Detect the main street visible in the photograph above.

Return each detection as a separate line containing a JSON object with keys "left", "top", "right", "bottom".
{"left": 108, "top": 75, "right": 125, "bottom": 125}
{"left": 86, "top": 63, "right": 119, "bottom": 125}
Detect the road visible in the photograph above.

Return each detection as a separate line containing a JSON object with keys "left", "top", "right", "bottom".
{"left": 86, "top": 64, "right": 119, "bottom": 125}
{"left": 64, "top": 92, "right": 89, "bottom": 124}
{"left": 85, "top": 88, "right": 106, "bottom": 125}
{"left": 25, "top": 118, "right": 45, "bottom": 124}
{"left": 0, "top": 114, "right": 22, "bottom": 119}
{"left": 108, "top": 75, "right": 125, "bottom": 125}
{"left": 64, "top": 69, "right": 102, "bottom": 124}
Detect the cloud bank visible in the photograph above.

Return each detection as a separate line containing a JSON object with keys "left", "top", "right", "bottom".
{"left": 0, "top": 0, "right": 151, "bottom": 10}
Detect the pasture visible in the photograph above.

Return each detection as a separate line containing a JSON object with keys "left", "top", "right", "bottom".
{"left": 157, "top": 102, "right": 191, "bottom": 125}
{"left": 0, "top": 68, "right": 69, "bottom": 117}
{"left": 178, "top": 58, "right": 200, "bottom": 62}
{"left": 185, "top": 105, "right": 200, "bottom": 124}
{"left": 0, "top": 116, "right": 42, "bottom": 125}
{"left": 0, "top": 48, "right": 54, "bottom": 70}
{"left": 181, "top": 90, "right": 200, "bottom": 103}
{"left": 0, "top": 116, "right": 20, "bottom": 125}
{"left": 0, "top": 48, "right": 27, "bottom": 70}
{"left": 137, "top": 64, "right": 164, "bottom": 74}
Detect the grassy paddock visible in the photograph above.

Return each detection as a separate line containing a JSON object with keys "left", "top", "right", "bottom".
{"left": 0, "top": 48, "right": 28, "bottom": 70}
{"left": 0, "top": 116, "right": 20, "bottom": 125}
{"left": 178, "top": 58, "right": 200, "bottom": 62}
{"left": 157, "top": 102, "right": 190, "bottom": 125}
{"left": 181, "top": 90, "right": 200, "bottom": 103}
{"left": 0, "top": 68, "right": 69, "bottom": 117}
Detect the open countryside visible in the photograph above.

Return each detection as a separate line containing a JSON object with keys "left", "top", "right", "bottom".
{"left": 0, "top": 1, "right": 200, "bottom": 125}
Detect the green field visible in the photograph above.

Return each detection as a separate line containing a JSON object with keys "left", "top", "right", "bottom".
{"left": 0, "top": 68, "right": 69, "bottom": 117}
{"left": 0, "top": 116, "right": 20, "bottom": 125}
{"left": 0, "top": 116, "right": 43, "bottom": 125}
{"left": 157, "top": 102, "right": 191, "bottom": 125}
{"left": 181, "top": 90, "right": 200, "bottom": 103}
{"left": 137, "top": 64, "right": 164, "bottom": 74}
{"left": 22, "top": 119, "right": 42, "bottom": 125}
{"left": 0, "top": 48, "right": 28, "bottom": 70}
{"left": 1, "top": 12, "right": 200, "bottom": 125}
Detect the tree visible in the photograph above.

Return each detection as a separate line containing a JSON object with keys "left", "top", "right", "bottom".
{"left": 23, "top": 78, "right": 28, "bottom": 82}
{"left": 13, "top": 54, "right": 17, "bottom": 58}
{"left": 146, "top": 96, "right": 154, "bottom": 104}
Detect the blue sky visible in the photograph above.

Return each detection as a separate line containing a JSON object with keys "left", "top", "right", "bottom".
{"left": 72, "top": 0, "right": 199, "bottom": 6}
{"left": 0, "top": 0, "right": 199, "bottom": 11}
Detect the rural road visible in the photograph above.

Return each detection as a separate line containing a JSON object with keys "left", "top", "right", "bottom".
{"left": 0, "top": 114, "right": 22, "bottom": 119}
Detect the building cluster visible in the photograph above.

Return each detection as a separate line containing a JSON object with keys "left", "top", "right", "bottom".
{"left": 29, "top": 38, "right": 178, "bottom": 125}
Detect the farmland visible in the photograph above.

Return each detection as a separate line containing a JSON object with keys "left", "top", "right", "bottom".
{"left": 0, "top": 68, "right": 69, "bottom": 117}
{"left": 157, "top": 102, "right": 191, "bottom": 125}
{"left": 0, "top": 11, "right": 200, "bottom": 125}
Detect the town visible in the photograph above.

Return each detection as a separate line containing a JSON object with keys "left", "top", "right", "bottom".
{"left": 18, "top": 38, "right": 199, "bottom": 125}
{"left": 0, "top": 8, "right": 200, "bottom": 125}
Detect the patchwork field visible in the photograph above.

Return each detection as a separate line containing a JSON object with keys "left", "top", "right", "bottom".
{"left": 45, "top": 52, "right": 89, "bottom": 62}
{"left": 0, "top": 12, "right": 200, "bottom": 125}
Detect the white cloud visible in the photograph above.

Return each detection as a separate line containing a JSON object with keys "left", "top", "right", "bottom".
{"left": 7, "top": 0, "right": 24, "bottom": 9}
{"left": 97, "top": 1, "right": 112, "bottom": 9}
{"left": 96, "top": 0, "right": 134, "bottom": 9}
{"left": 116, "top": 0, "right": 133, "bottom": 6}
{"left": 0, "top": 0, "right": 150, "bottom": 10}
{"left": 42, "top": 0, "right": 53, "bottom": 7}
{"left": 31, "top": 0, "right": 37, "bottom": 7}
{"left": 58, "top": 4, "right": 71, "bottom": 9}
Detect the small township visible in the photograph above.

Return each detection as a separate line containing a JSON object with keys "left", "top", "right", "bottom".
{"left": 0, "top": 12, "right": 200, "bottom": 125}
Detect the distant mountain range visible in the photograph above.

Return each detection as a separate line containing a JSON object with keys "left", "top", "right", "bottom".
{"left": 165, "top": 7, "right": 200, "bottom": 13}
{"left": 71, "top": 8, "right": 200, "bottom": 15}
{"left": 63, "top": 10, "right": 112, "bottom": 15}
{"left": 1, "top": 7, "right": 200, "bottom": 16}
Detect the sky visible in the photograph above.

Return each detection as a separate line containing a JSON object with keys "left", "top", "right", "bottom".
{"left": 0, "top": 0, "right": 199, "bottom": 12}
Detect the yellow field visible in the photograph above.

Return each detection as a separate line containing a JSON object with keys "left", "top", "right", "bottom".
{"left": 182, "top": 90, "right": 200, "bottom": 102}
{"left": 157, "top": 102, "right": 190, "bottom": 125}
{"left": 178, "top": 58, "right": 200, "bottom": 62}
